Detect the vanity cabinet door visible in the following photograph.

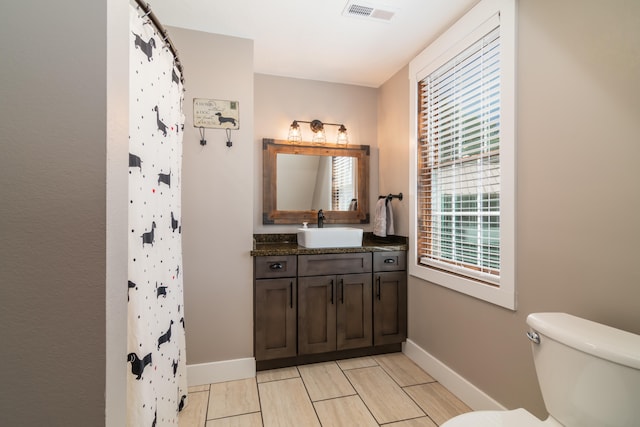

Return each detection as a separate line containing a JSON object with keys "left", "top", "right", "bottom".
{"left": 373, "top": 271, "right": 407, "bottom": 346}
{"left": 336, "top": 273, "right": 372, "bottom": 350}
{"left": 255, "top": 278, "right": 297, "bottom": 361}
{"left": 299, "top": 273, "right": 373, "bottom": 354}
{"left": 298, "top": 276, "right": 337, "bottom": 355}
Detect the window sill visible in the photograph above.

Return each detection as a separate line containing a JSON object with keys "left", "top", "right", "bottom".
{"left": 409, "top": 262, "right": 515, "bottom": 310}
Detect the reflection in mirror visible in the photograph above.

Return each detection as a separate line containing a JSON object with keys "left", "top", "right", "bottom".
{"left": 263, "top": 138, "right": 369, "bottom": 225}
{"left": 276, "top": 154, "right": 358, "bottom": 211}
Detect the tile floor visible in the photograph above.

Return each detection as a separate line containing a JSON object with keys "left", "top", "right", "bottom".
{"left": 179, "top": 352, "right": 471, "bottom": 427}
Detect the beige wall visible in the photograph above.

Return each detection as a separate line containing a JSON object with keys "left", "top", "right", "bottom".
{"left": 106, "top": 0, "right": 129, "bottom": 424}
{"left": 168, "top": 28, "right": 255, "bottom": 364}
{"left": 253, "top": 74, "right": 379, "bottom": 234}
{"left": 0, "top": 1, "right": 110, "bottom": 425}
{"left": 378, "top": 0, "right": 640, "bottom": 418}
{"left": 378, "top": 65, "right": 411, "bottom": 237}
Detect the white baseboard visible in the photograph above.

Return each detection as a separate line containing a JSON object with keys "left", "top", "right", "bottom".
{"left": 187, "top": 357, "right": 256, "bottom": 386}
{"left": 403, "top": 339, "right": 506, "bottom": 411}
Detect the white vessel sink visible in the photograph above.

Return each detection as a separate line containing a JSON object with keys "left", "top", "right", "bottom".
{"left": 297, "top": 227, "right": 363, "bottom": 248}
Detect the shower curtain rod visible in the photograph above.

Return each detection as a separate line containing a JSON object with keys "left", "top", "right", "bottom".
{"left": 133, "top": 0, "right": 185, "bottom": 84}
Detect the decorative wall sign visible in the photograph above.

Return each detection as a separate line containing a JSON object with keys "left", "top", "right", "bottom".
{"left": 193, "top": 98, "right": 240, "bottom": 129}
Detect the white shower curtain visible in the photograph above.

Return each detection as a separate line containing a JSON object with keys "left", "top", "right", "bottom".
{"left": 127, "top": 3, "right": 187, "bottom": 425}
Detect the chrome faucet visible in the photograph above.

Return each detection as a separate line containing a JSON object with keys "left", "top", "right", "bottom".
{"left": 317, "top": 209, "right": 325, "bottom": 228}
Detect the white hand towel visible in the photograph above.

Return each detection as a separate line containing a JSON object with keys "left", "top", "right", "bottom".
{"left": 386, "top": 200, "right": 394, "bottom": 236}
{"left": 374, "top": 198, "right": 387, "bottom": 237}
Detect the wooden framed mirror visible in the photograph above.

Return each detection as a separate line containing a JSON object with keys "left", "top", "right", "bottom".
{"left": 263, "top": 138, "right": 370, "bottom": 224}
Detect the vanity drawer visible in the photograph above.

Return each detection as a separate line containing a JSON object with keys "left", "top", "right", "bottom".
{"left": 373, "top": 251, "right": 406, "bottom": 272}
{"left": 255, "top": 255, "right": 297, "bottom": 279}
{"left": 298, "top": 253, "right": 372, "bottom": 277}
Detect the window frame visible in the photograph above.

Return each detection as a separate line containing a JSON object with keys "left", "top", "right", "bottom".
{"left": 409, "top": 0, "right": 516, "bottom": 310}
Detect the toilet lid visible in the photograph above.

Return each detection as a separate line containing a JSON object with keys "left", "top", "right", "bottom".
{"left": 442, "top": 408, "right": 545, "bottom": 427}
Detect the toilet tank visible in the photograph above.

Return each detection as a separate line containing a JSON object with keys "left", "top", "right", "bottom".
{"left": 526, "top": 313, "right": 640, "bottom": 427}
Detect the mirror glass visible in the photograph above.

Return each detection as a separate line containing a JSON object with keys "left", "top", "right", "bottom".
{"left": 276, "top": 154, "right": 358, "bottom": 211}
{"left": 263, "top": 138, "right": 369, "bottom": 225}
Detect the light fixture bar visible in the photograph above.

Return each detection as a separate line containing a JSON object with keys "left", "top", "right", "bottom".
{"left": 288, "top": 119, "right": 349, "bottom": 144}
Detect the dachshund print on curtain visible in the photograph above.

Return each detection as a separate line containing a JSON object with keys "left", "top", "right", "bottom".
{"left": 127, "top": 3, "right": 187, "bottom": 426}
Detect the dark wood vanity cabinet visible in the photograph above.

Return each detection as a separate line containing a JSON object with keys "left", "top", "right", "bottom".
{"left": 373, "top": 251, "right": 407, "bottom": 346}
{"left": 298, "top": 253, "right": 373, "bottom": 355}
{"left": 254, "top": 256, "right": 297, "bottom": 360}
{"left": 254, "top": 249, "right": 406, "bottom": 367}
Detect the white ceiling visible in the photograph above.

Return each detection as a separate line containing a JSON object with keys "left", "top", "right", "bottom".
{"left": 148, "top": 0, "right": 479, "bottom": 88}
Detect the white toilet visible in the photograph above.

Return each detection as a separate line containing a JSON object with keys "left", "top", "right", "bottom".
{"left": 442, "top": 312, "right": 640, "bottom": 427}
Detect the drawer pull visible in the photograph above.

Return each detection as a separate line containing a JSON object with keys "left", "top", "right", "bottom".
{"left": 384, "top": 258, "right": 396, "bottom": 264}
{"left": 269, "top": 262, "right": 284, "bottom": 270}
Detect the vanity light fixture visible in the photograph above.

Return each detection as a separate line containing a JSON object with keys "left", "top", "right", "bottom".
{"left": 337, "top": 124, "right": 349, "bottom": 144}
{"left": 288, "top": 119, "right": 349, "bottom": 144}
{"left": 288, "top": 120, "right": 302, "bottom": 142}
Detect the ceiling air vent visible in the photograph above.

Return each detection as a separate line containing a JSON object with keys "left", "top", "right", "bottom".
{"left": 342, "top": 1, "right": 396, "bottom": 22}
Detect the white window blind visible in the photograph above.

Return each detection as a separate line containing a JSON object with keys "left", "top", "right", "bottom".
{"left": 332, "top": 156, "right": 356, "bottom": 211}
{"left": 417, "top": 26, "right": 501, "bottom": 285}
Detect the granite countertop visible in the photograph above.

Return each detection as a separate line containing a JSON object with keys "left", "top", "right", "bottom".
{"left": 251, "top": 233, "right": 408, "bottom": 256}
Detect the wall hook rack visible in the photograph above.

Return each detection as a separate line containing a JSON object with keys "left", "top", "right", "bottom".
{"left": 198, "top": 126, "right": 233, "bottom": 148}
